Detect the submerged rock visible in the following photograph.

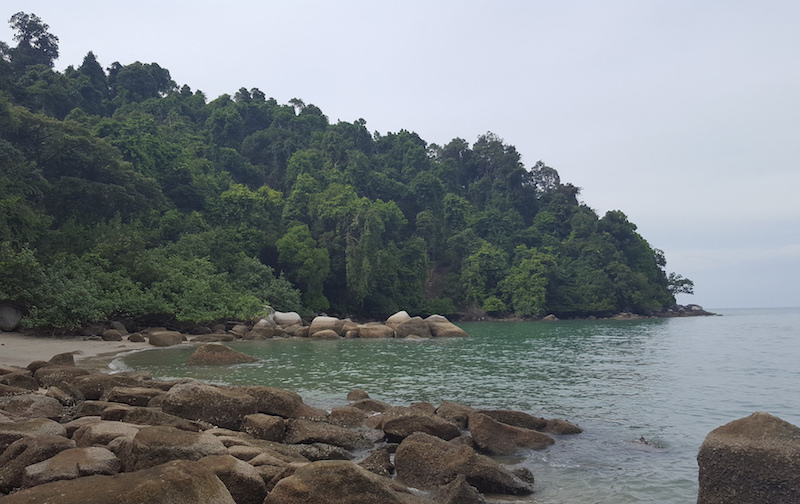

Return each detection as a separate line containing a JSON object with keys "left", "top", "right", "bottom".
{"left": 186, "top": 344, "right": 258, "bottom": 366}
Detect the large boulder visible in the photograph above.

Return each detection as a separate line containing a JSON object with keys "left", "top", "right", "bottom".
{"left": 117, "top": 425, "right": 228, "bottom": 472}
{"left": 697, "top": 411, "right": 800, "bottom": 504}
{"left": 395, "top": 317, "right": 432, "bottom": 339}
{"left": 147, "top": 330, "right": 184, "bottom": 347}
{"left": 394, "top": 432, "right": 534, "bottom": 496}
{"left": 358, "top": 322, "right": 395, "bottom": 338}
{"left": 0, "top": 418, "right": 66, "bottom": 453}
{"left": 468, "top": 412, "right": 554, "bottom": 454}
{"left": 70, "top": 373, "right": 142, "bottom": 401}
{"left": 100, "top": 405, "right": 205, "bottom": 432}
{"left": 0, "top": 304, "right": 23, "bottom": 332}
{"left": 264, "top": 460, "right": 437, "bottom": 504}
{"left": 197, "top": 454, "right": 267, "bottom": 504}
{"left": 385, "top": 310, "right": 411, "bottom": 329}
{"left": 382, "top": 411, "right": 461, "bottom": 442}
{"left": 273, "top": 311, "right": 302, "bottom": 327}
{"left": 72, "top": 420, "right": 142, "bottom": 447}
{"left": 161, "top": 382, "right": 257, "bottom": 430}
{"left": 238, "top": 385, "right": 327, "bottom": 420}
{"left": 242, "top": 413, "right": 286, "bottom": 441}
{"left": 425, "top": 315, "right": 468, "bottom": 337}
{"left": 21, "top": 446, "right": 120, "bottom": 487}
{"left": 478, "top": 409, "right": 548, "bottom": 431}
{"left": 308, "top": 316, "right": 344, "bottom": 337}
{"left": 0, "top": 459, "right": 237, "bottom": 504}
{"left": 284, "top": 418, "right": 372, "bottom": 450}
{"left": 187, "top": 343, "right": 258, "bottom": 366}
{"left": 101, "top": 386, "right": 165, "bottom": 406}
{"left": 0, "top": 434, "right": 76, "bottom": 493}
{"left": 0, "top": 394, "right": 63, "bottom": 419}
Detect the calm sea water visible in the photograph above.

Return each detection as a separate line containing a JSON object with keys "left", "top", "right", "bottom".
{"left": 117, "top": 307, "right": 800, "bottom": 503}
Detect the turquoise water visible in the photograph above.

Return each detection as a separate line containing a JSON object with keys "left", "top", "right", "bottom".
{"left": 117, "top": 307, "right": 800, "bottom": 503}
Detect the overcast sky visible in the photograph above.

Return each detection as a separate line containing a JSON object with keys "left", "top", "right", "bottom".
{"left": 4, "top": 1, "right": 799, "bottom": 309}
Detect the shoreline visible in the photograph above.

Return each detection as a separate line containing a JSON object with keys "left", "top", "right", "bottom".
{"left": 0, "top": 331, "right": 152, "bottom": 369}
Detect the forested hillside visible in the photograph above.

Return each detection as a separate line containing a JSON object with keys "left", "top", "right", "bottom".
{"left": 0, "top": 13, "right": 692, "bottom": 329}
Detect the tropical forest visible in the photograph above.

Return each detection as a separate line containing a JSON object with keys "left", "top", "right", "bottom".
{"left": 0, "top": 12, "right": 693, "bottom": 330}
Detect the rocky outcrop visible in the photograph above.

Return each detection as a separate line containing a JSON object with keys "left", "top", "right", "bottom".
{"left": 697, "top": 411, "right": 800, "bottom": 504}
{"left": 186, "top": 343, "right": 258, "bottom": 366}
{"left": 425, "top": 315, "right": 469, "bottom": 337}
{"left": 0, "top": 357, "right": 588, "bottom": 502}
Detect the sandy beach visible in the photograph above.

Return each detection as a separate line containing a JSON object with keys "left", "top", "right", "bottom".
{"left": 0, "top": 331, "right": 152, "bottom": 369}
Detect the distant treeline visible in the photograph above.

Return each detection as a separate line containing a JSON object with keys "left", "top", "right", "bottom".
{"left": 0, "top": 12, "right": 693, "bottom": 329}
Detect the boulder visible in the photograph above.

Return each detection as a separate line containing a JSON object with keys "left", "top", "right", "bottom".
{"left": 147, "top": 331, "right": 184, "bottom": 347}
{"left": 72, "top": 420, "right": 142, "bottom": 447}
{"left": 0, "top": 459, "right": 237, "bottom": 504}
{"left": 0, "top": 394, "right": 63, "bottom": 419}
{"left": 394, "top": 432, "right": 534, "bottom": 495}
{"left": 101, "top": 386, "right": 165, "bottom": 406}
{"left": 285, "top": 418, "right": 372, "bottom": 450}
{"left": 127, "top": 332, "right": 145, "bottom": 342}
{"left": 117, "top": 425, "right": 228, "bottom": 472}
{"left": 395, "top": 317, "right": 432, "bottom": 339}
{"left": 109, "top": 321, "right": 128, "bottom": 333}
{"left": 468, "top": 412, "right": 554, "bottom": 454}
{"left": 264, "top": 460, "right": 437, "bottom": 504}
{"left": 238, "top": 385, "right": 327, "bottom": 420}
{"left": 273, "top": 311, "right": 302, "bottom": 327}
{"left": 33, "top": 366, "right": 93, "bottom": 388}
{"left": 382, "top": 412, "right": 461, "bottom": 442}
{"left": 100, "top": 405, "right": 205, "bottom": 432}
{"left": 425, "top": 315, "right": 469, "bottom": 337}
{"left": 162, "top": 382, "right": 257, "bottom": 430}
{"left": 309, "top": 328, "right": 340, "bottom": 340}
{"left": 101, "top": 329, "right": 123, "bottom": 341}
{"left": 186, "top": 343, "right": 258, "bottom": 366}
{"left": 308, "top": 316, "right": 343, "bottom": 337}
{"left": 0, "top": 304, "right": 23, "bottom": 331}
{"left": 70, "top": 373, "right": 142, "bottom": 400}
{"left": 197, "top": 454, "right": 267, "bottom": 504}
{"left": 436, "top": 401, "right": 475, "bottom": 430}
{"left": 346, "top": 389, "right": 369, "bottom": 401}
{"left": 478, "top": 409, "right": 548, "bottom": 431}
{"left": 21, "top": 446, "right": 120, "bottom": 487}
{"left": 328, "top": 406, "right": 368, "bottom": 428}
{"left": 358, "top": 322, "right": 395, "bottom": 338}
{"left": 283, "top": 442, "right": 354, "bottom": 462}
{"left": 48, "top": 352, "right": 76, "bottom": 366}
{"left": 0, "top": 434, "right": 76, "bottom": 493}
{"left": 74, "top": 400, "right": 117, "bottom": 417}
{"left": 0, "top": 371, "right": 38, "bottom": 391}
{"left": 242, "top": 413, "right": 286, "bottom": 441}
{"left": 697, "top": 411, "right": 800, "bottom": 504}
{"left": 243, "top": 326, "right": 274, "bottom": 340}
{"left": 0, "top": 418, "right": 67, "bottom": 453}
{"left": 386, "top": 310, "right": 411, "bottom": 328}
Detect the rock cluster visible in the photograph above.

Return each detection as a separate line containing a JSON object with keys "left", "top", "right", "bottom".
{"left": 0, "top": 353, "right": 582, "bottom": 503}
{"left": 95, "top": 311, "right": 470, "bottom": 350}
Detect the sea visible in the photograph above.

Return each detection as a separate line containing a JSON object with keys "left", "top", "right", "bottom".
{"left": 114, "top": 307, "right": 800, "bottom": 503}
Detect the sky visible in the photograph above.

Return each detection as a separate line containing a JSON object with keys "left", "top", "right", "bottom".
{"left": 3, "top": 1, "right": 799, "bottom": 309}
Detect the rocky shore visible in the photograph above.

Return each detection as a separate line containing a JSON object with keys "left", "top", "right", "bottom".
{"left": 0, "top": 342, "right": 584, "bottom": 503}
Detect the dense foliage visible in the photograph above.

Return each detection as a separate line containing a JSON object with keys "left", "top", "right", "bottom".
{"left": 0, "top": 13, "right": 691, "bottom": 329}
